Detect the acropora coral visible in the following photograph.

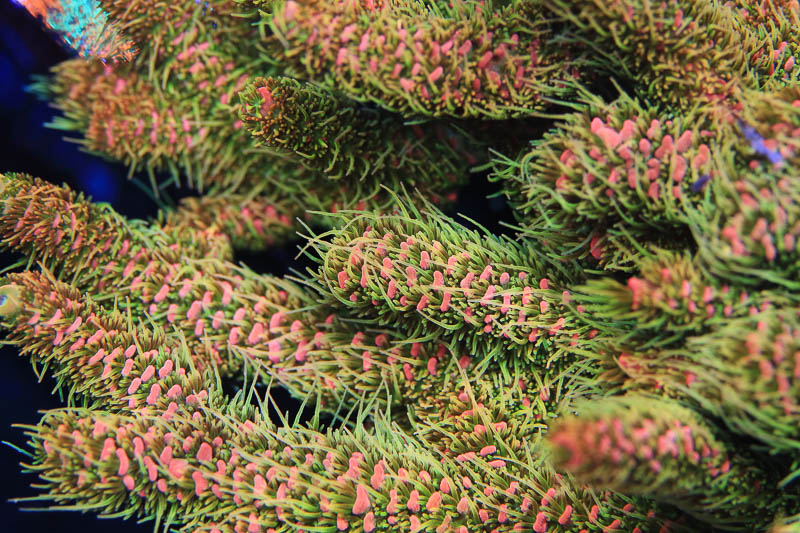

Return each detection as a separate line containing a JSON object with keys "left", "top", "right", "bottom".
{"left": 2, "top": 0, "right": 800, "bottom": 531}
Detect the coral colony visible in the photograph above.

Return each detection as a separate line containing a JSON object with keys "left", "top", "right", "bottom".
{"left": 3, "top": 0, "right": 800, "bottom": 532}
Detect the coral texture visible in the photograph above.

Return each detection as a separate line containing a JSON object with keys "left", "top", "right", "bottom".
{"left": 3, "top": 0, "right": 800, "bottom": 531}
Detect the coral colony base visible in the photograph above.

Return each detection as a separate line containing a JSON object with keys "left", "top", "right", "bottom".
{"left": 2, "top": 0, "right": 800, "bottom": 531}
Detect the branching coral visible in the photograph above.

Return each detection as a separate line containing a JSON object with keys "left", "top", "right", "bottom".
{"left": 5, "top": 0, "right": 800, "bottom": 531}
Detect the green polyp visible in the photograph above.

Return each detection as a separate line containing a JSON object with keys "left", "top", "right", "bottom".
{"left": 0, "top": 172, "right": 23, "bottom": 215}
{"left": 0, "top": 285, "right": 22, "bottom": 316}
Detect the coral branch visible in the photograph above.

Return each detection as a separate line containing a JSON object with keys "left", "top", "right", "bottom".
{"left": 547, "top": 395, "right": 795, "bottom": 528}
{"left": 312, "top": 203, "right": 590, "bottom": 373}
{"left": 239, "top": 76, "right": 474, "bottom": 186}
{"left": 25, "top": 405, "right": 683, "bottom": 533}
{"left": 266, "top": 0, "right": 582, "bottom": 118}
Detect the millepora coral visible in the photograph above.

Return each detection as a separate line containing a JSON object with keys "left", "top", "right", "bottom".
{"left": 3, "top": 0, "right": 800, "bottom": 531}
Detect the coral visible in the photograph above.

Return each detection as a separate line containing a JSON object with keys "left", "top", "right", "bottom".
{"left": 4, "top": 0, "right": 800, "bottom": 531}
{"left": 264, "top": 0, "right": 583, "bottom": 118}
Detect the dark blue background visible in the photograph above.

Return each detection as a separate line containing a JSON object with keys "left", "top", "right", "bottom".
{"left": 0, "top": 2, "right": 510, "bottom": 531}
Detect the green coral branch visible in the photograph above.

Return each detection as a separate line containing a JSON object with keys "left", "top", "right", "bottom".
{"left": 263, "top": 0, "right": 583, "bottom": 118}
{"left": 546, "top": 394, "right": 799, "bottom": 529}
